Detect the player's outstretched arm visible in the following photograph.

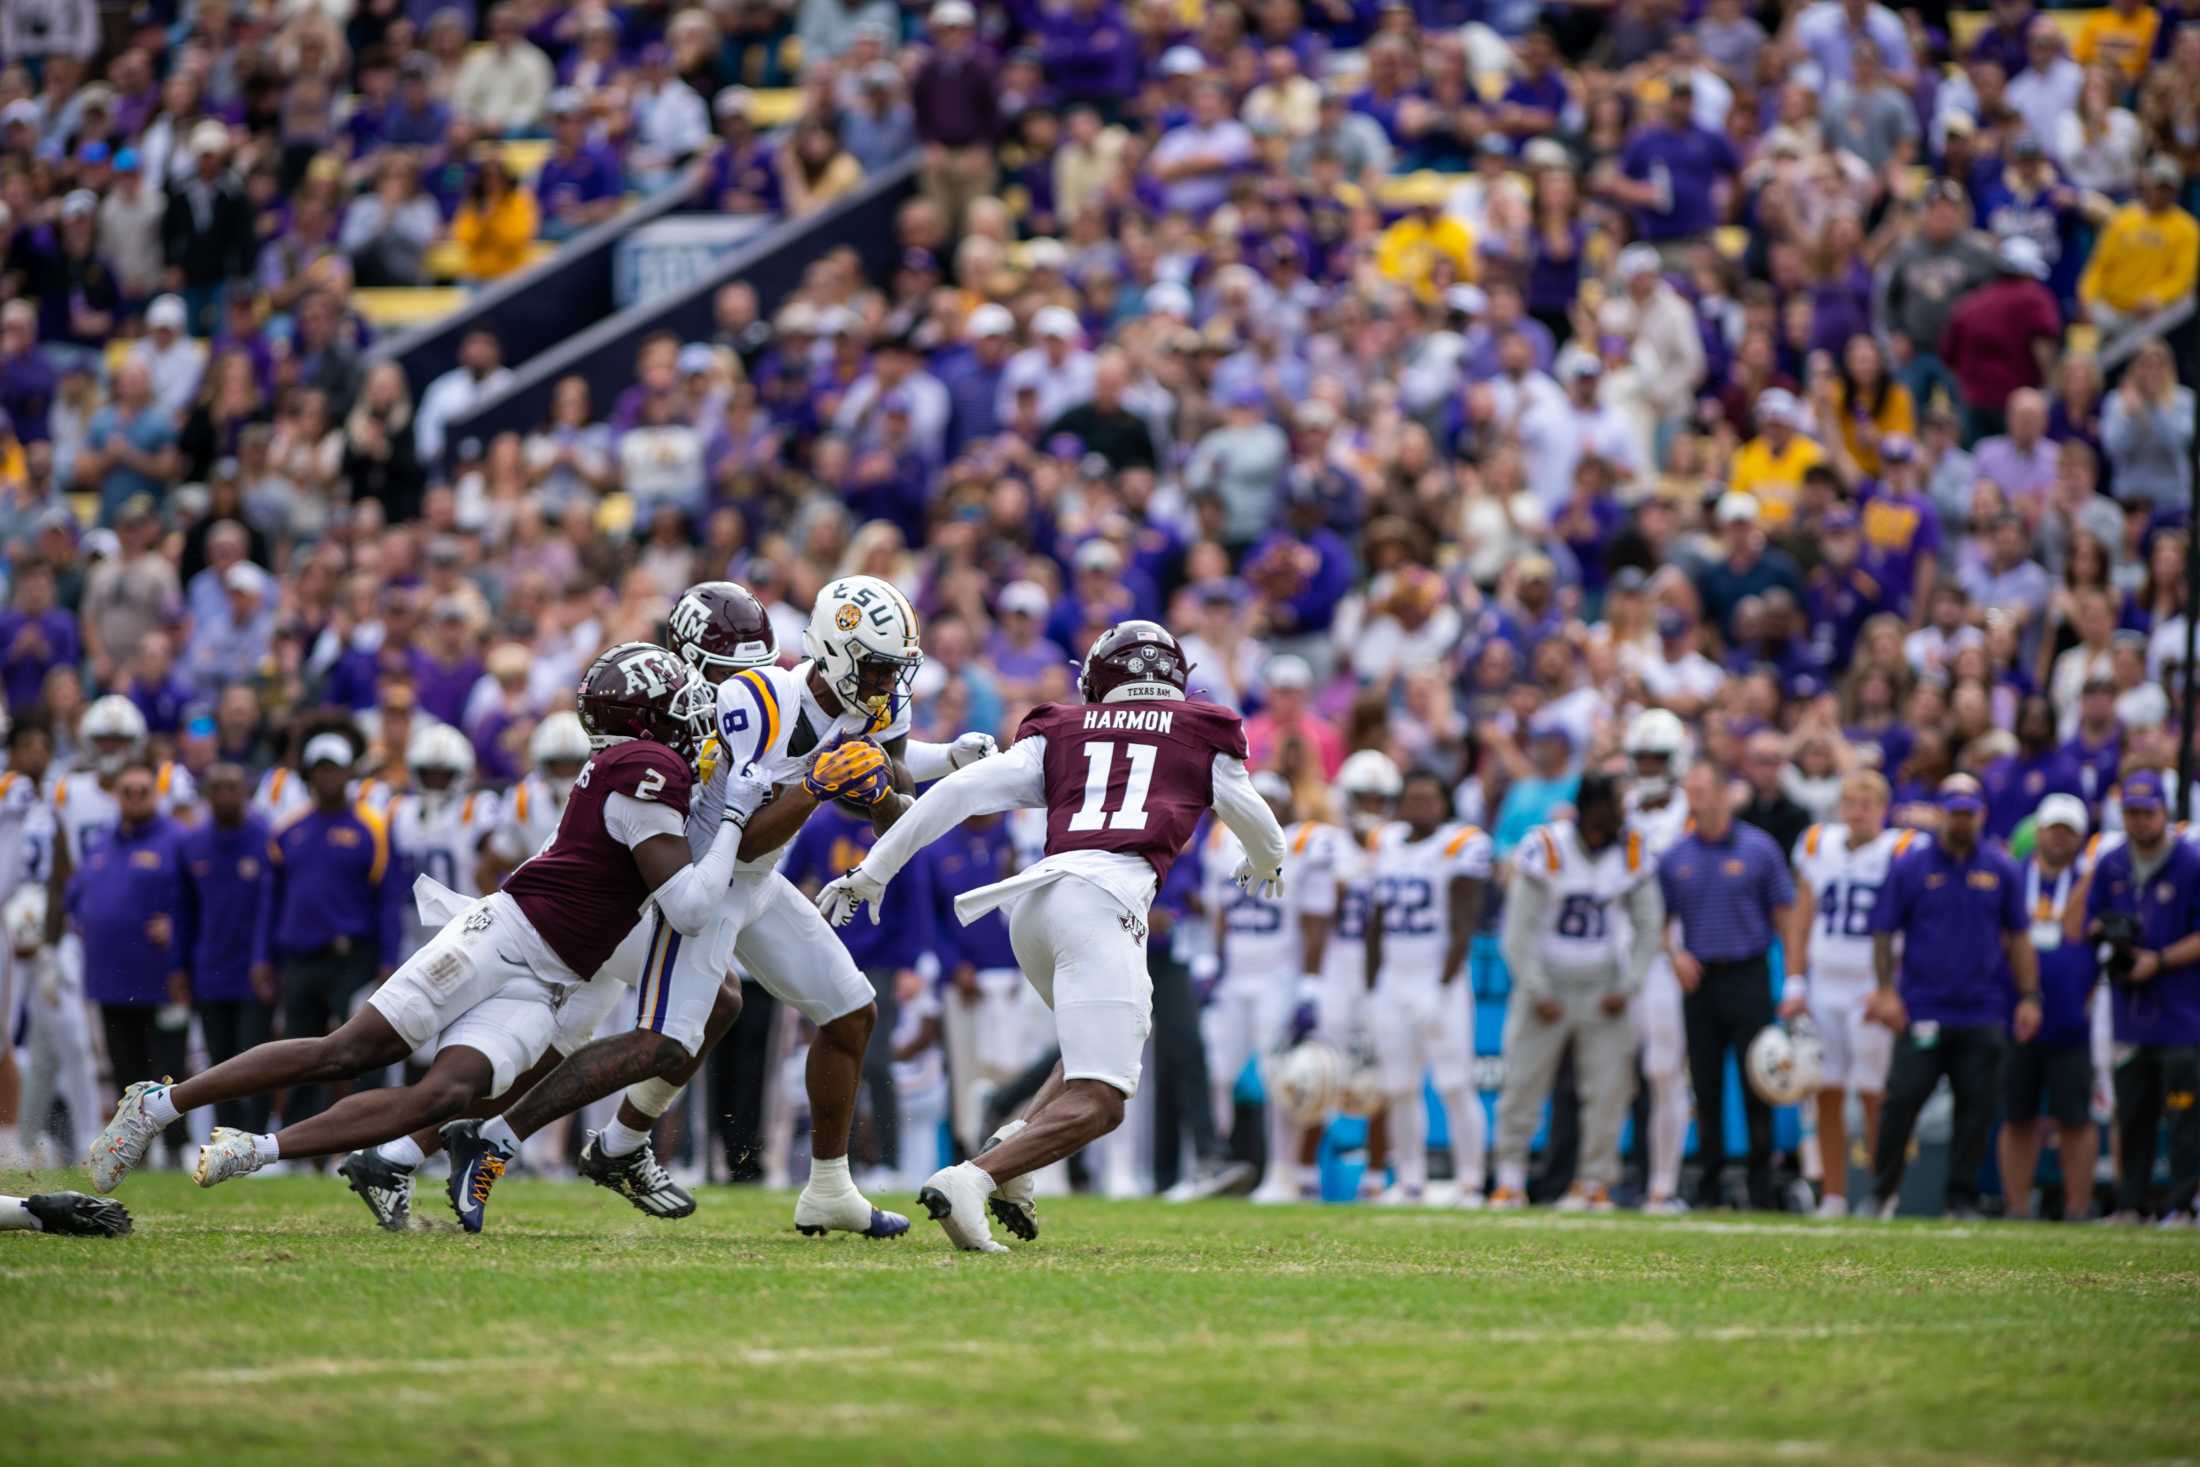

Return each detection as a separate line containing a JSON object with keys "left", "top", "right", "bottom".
{"left": 1210, "top": 754, "right": 1286, "bottom": 892}
{"left": 901, "top": 733, "right": 999, "bottom": 783}
{"left": 819, "top": 739, "right": 1045, "bottom": 926}
{"left": 638, "top": 763, "right": 770, "bottom": 935}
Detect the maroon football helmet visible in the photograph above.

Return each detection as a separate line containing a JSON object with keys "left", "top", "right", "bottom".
{"left": 1078, "top": 620, "right": 1193, "bottom": 703}
{"left": 666, "top": 580, "right": 776, "bottom": 680}
{"left": 576, "top": 642, "right": 714, "bottom": 765}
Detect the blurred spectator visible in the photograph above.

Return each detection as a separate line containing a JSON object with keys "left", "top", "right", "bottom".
{"left": 450, "top": 160, "right": 539, "bottom": 281}
{"left": 2102, "top": 340, "right": 2195, "bottom": 514}
{"left": 452, "top": 3, "right": 555, "bottom": 136}
{"left": 1941, "top": 238, "right": 2061, "bottom": 443}
{"left": 2079, "top": 159, "right": 2197, "bottom": 360}
{"left": 417, "top": 329, "right": 511, "bottom": 468}
{"left": 912, "top": 1, "right": 999, "bottom": 232}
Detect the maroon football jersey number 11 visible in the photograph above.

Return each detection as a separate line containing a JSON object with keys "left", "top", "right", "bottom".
{"left": 1067, "top": 740, "right": 1158, "bottom": 831}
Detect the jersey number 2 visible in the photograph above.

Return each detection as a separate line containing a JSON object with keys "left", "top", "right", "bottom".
{"left": 1067, "top": 741, "right": 1156, "bottom": 832}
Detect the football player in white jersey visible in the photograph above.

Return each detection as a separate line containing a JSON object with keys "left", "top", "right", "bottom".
{"left": 1495, "top": 774, "right": 1664, "bottom": 1211}
{"left": 1621, "top": 708, "right": 1695, "bottom": 1213}
{"left": 486, "top": 712, "right": 593, "bottom": 878}
{"left": 1203, "top": 773, "right": 1298, "bottom": 1169}
{"left": 442, "top": 578, "right": 996, "bottom": 1239}
{"left": 387, "top": 724, "right": 501, "bottom": 960}
{"left": 46, "top": 695, "right": 196, "bottom": 945}
{"left": 1780, "top": 769, "right": 1913, "bottom": 1217}
{"left": 1365, "top": 768, "right": 1493, "bottom": 1205}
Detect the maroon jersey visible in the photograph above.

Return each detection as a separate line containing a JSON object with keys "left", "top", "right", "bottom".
{"left": 503, "top": 740, "right": 693, "bottom": 977}
{"left": 1017, "top": 698, "right": 1248, "bottom": 883}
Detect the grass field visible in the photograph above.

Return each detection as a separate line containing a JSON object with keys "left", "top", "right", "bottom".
{"left": 4, "top": 1171, "right": 2198, "bottom": 1466}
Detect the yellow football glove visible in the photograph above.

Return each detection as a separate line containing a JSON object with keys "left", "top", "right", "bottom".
{"left": 804, "top": 736, "right": 891, "bottom": 806}
{"left": 696, "top": 735, "right": 723, "bottom": 784}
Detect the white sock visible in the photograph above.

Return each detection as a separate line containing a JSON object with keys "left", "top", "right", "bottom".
{"left": 1496, "top": 1159, "right": 1528, "bottom": 1193}
{"left": 480, "top": 1117, "right": 520, "bottom": 1152}
{"left": 1265, "top": 1101, "right": 1302, "bottom": 1189}
{"left": 377, "top": 1136, "right": 425, "bottom": 1170}
{"left": 598, "top": 1117, "right": 650, "bottom": 1158}
{"left": 0, "top": 1195, "right": 36, "bottom": 1231}
{"left": 143, "top": 1085, "right": 181, "bottom": 1127}
{"left": 1389, "top": 1092, "right": 1428, "bottom": 1192}
{"left": 624, "top": 1076, "right": 680, "bottom": 1119}
{"left": 1648, "top": 1072, "right": 1687, "bottom": 1199}
{"left": 1439, "top": 1086, "right": 1487, "bottom": 1194}
{"left": 252, "top": 1134, "right": 281, "bottom": 1162}
{"left": 808, "top": 1153, "right": 853, "bottom": 1193}
{"left": 984, "top": 1118, "right": 1025, "bottom": 1150}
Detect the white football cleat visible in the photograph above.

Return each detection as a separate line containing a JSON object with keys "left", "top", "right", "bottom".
{"left": 793, "top": 1179, "right": 910, "bottom": 1239}
{"left": 1372, "top": 1183, "right": 1424, "bottom": 1206}
{"left": 1249, "top": 1179, "right": 1302, "bottom": 1205}
{"left": 193, "top": 1128, "right": 267, "bottom": 1188}
{"left": 1553, "top": 1182, "right": 1614, "bottom": 1214}
{"left": 978, "top": 1119, "right": 1037, "bottom": 1240}
{"left": 1640, "top": 1194, "right": 1689, "bottom": 1216}
{"left": 87, "top": 1079, "right": 171, "bottom": 1193}
{"left": 1486, "top": 1186, "right": 1528, "bottom": 1211}
{"left": 1815, "top": 1194, "right": 1850, "bottom": 1219}
{"left": 917, "top": 1161, "right": 1009, "bottom": 1253}
{"left": 1455, "top": 1189, "right": 1487, "bottom": 1211}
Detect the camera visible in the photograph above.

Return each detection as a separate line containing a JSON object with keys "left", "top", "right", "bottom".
{"left": 2096, "top": 911, "right": 2144, "bottom": 984}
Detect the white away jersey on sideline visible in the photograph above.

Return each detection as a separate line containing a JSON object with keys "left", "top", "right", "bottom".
{"left": 1792, "top": 823, "right": 1916, "bottom": 982}
{"left": 1371, "top": 821, "right": 1493, "bottom": 985}
{"left": 390, "top": 789, "right": 502, "bottom": 901}
{"left": 1513, "top": 820, "right": 1657, "bottom": 972}
{"left": 494, "top": 773, "right": 568, "bottom": 866}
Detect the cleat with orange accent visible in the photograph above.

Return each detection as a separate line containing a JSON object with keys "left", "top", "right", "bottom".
{"left": 1487, "top": 1186, "right": 1528, "bottom": 1210}
{"left": 441, "top": 1120, "right": 514, "bottom": 1234}
{"left": 1554, "top": 1181, "right": 1613, "bottom": 1213}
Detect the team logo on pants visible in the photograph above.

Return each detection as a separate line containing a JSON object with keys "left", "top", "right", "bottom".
{"left": 1120, "top": 912, "right": 1148, "bottom": 945}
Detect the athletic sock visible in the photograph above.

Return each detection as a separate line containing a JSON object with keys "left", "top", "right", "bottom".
{"left": 1496, "top": 1159, "right": 1529, "bottom": 1193}
{"left": 1438, "top": 1086, "right": 1487, "bottom": 1194}
{"left": 479, "top": 1117, "right": 520, "bottom": 1152}
{"left": 1648, "top": 1072, "right": 1687, "bottom": 1199}
{"left": 252, "top": 1134, "right": 281, "bottom": 1162}
{"left": 0, "top": 1196, "right": 36, "bottom": 1231}
{"left": 377, "top": 1136, "right": 425, "bottom": 1170}
{"left": 597, "top": 1117, "right": 650, "bottom": 1159}
{"left": 143, "top": 1086, "right": 181, "bottom": 1127}
{"left": 808, "top": 1153, "right": 854, "bottom": 1194}
{"left": 1389, "top": 1092, "right": 1428, "bottom": 1192}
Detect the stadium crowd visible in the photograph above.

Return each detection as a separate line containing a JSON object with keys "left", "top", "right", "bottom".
{"left": 1, "top": 0, "right": 2197, "bottom": 1224}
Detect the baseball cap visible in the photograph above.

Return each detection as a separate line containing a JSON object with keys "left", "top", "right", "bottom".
{"left": 2146, "top": 156, "right": 2184, "bottom": 188}
{"left": 1997, "top": 235, "right": 2049, "bottom": 279}
{"left": 2121, "top": 770, "right": 2168, "bottom": 811}
{"left": 222, "top": 562, "right": 268, "bottom": 597}
{"left": 1144, "top": 281, "right": 1194, "bottom": 319}
{"left": 1555, "top": 346, "right": 1602, "bottom": 381}
{"left": 966, "top": 302, "right": 1014, "bottom": 339}
{"left": 1160, "top": 45, "right": 1206, "bottom": 77}
{"left": 1022, "top": 237, "right": 1069, "bottom": 271}
{"left": 546, "top": 87, "right": 584, "bottom": 118}
{"left": 59, "top": 190, "right": 97, "bottom": 221}
{"left": 147, "top": 294, "right": 188, "bottom": 331}
{"left": 676, "top": 342, "right": 717, "bottom": 375}
{"left": 1755, "top": 387, "right": 1802, "bottom": 426}
{"left": 1074, "top": 539, "right": 1122, "bottom": 573}
{"left": 2034, "top": 793, "right": 2088, "bottom": 834}
{"left": 112, "top": 147, "right": 140, "bottom": 173}
{"left": 930, "top": 0, "right": 976, "bottom": 25}
{"left": 714, "top": 86, "right": 753, "bottom": 120}
{"left": 191, "top": 118, "right": 231, "bottom": 154}
{"left": 1823, "top": 507, "right": 1860, "bottom": 533}
{"left": 1264, "top": 654, "right": 1314, "bottom": 690}
{"left": 1032, "top": 305, "right": 1081, "bottom": 341}
{"left": 998, "top": 580, "right": 1049, "bottom": 617}
{"left": 1616, "top": 243, "right": 1661, "bottom": 280}
{"left": 302, "top": 732, "right": 355, "bottom": 770}
{"left": 1716, "top": 491, "right": 1761, "bottom": 525}
{"left": 1878, "top": 433, "right": 1918, "bottom": 464}
{"left": 1444, "top": 284, "right": 1488, "bottom": 316}
{"left": 77, "top": 140, "right": 110, "bottom": 166}
{"left": 0, "top": 100, "right": 37, "bottom": 129}
{"left": 1938, "top": 776, "right": 1985, "bottom": 814}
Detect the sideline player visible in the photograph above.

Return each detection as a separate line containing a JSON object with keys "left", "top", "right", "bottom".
{"left": 1365, "top": 769, "right": 1492, "bottom": 1206}
{"left": 442, "top": 578, "right": 995, "bottom": 1237}
{"left": 488, "top": 712, "right": 594, "bottom": 876}
{"left": 388, "top": 723, "right": 500, "bottom": 957}
{"left": 1621, "top": 709, "right": 1693, "bottom": 1213}
{"left": 1202, "top": 771, "right": 1300, "bottom": 1189}
{"left": 817, "top": 619, "right": 1286, "bottom": 1251}
{"left": 85, "top": 643, "right": 764, "bottom": 1198}
{"left": 1780, "top": 770, "right": 1909, "bottom": 1217}
{"left": 1493, "top": 774, "right": 1663, "bottom": 1211}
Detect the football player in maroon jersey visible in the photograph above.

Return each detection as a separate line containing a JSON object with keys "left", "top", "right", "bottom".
{"left": 817, "top": 620, "right": 1287, "bottom": 1251}
{"left": 87, "top": 645, "right": 774, "bottom": 1219}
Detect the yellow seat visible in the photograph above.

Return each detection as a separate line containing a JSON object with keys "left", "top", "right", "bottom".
{"left": 353, "top": 287, "right": 473, "bottom": 329}
{"left": 748, "top": 88, "right": 803, "bottom": 127}
{"left": 1949, "top": 7, "right": 2099, "bottom": 51}
{"left": 424, "top": 238, "right": 468, "bottom": 281}
{"left": 102, "top": 340, "right": 134, "bottom": 378}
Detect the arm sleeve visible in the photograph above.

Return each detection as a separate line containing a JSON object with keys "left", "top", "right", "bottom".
{"left": 648, "top": 817, "right": 743, "bottom": 937}
{"left": 1211, "top": 754, "right": 1287, "bottom": 877}
{"left": 1500, "top": 874, "right": 1552, "bottom": 1002}
{"left": 860, "top": 736, "right": 1048, "bottom": 886}
{"left": 902, "top": 739, "right": 956, "bottom": 783}
{"left": 1619, "top": 876, "right": 1666, "bottom": 995}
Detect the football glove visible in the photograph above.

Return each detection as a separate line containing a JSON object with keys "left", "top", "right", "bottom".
{"left": 947, "top": 731, "right": 999, "bottom": 770}
{"left": 722, "top": 762, "right": 774, "bottom": 828}
{"left": 695, "top": 735, "right": 723, "bottom": 785}
{"left": 804, "top": 735, "right": 892, "bottom": 806}
{"left": 817, "top": 866, "right": 887, "bottom": 927}
{"left": 1234, "top": 859, "right": 1284, "bottom": 901}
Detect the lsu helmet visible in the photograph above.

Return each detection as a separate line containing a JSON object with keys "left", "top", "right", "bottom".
{"left": 1271, "top": 1042, "right": 1343, "bottom": 1125}
{"left": 529, "top": 710, "right": 594, "bottom": 801}
{"left": 1623, "top": 708, "right": 1690, "bottom": 798}
{"left": 1745, "top": 1019, "right": 1824, "bottom": 1106}
{"left": 406, "top": 722, "right": 476, "bottom": 803}
{"left": 82, "top": 695, "right": 149, "bottom": 777}
{"left": 803, "top": 575, "right": 922, "bottom": 723}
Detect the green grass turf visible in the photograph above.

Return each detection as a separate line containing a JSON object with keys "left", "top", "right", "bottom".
{"left": 3, "top": 1171, "right": 2197, "bottom": 1466}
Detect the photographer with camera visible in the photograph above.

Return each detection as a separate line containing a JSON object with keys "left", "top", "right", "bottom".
{"left": 2080, "top": 772, "right": 2200, "bottom": 1224}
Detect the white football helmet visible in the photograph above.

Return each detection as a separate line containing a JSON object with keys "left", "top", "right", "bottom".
{"left": 1623, "top": 708, "right": 1691, "bottom": 799}
{"left": 530, "top": 710, "right": 592, "bottom": 801}
{"left": 1745, "top": 1019, "right": 1824, "bottom": 1106}
{"left": 1334, "top": 1039, "right": 1387, "bottom": 1118}
{"left": 1271, "top": 1042, "right": 1342, "bottom": 1125}
{"left": 5, "top": 884, "right": 46, "bottom": 955}
{"left": 82, "top": 694, "right": 149, "bottom": 776}
{"left": 1335, "top": 749, "right": 1402, "bottom": 834}
{"left": 407, "top": 722, "right": 475, "bottom": 806}
{"left": 801, "top": 575, "right": 923, "bottom": 724}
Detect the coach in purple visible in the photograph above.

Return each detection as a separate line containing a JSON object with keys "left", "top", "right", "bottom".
{"left": 1868, "top": 774, "right": 2041, "bottom": 1218}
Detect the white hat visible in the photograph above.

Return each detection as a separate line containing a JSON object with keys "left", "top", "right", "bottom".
{"left": 966, "top": 302, "right": 1014, "bottom": 339}
{"left": 1032, "top": 305, "right": 1081, "bottom": 341}
{"left": 714, "top": 86, "right": 754, "bottom": 119}
{"left": 814, "top": 305, "right": 859, "bottom": 336}
{"left": 930, "top": 0, "right": 976, "bottom": 25}
{"left": 190, "top": 119, "right": 231, "bottom": 155}
{"left": 1556, "top": 346, "right": 1602, "bottom": 381}
{"left": 1160, "top": 45, "right": 1206, "bottom": 77}
{"left": 1616, "top": 243, "right": 1661, "bottom": 279}
{"left": 302, "top": 732, "right": 355, "bottom": 770}
{"left": 1264, "top": 653, "right": 1314, "bottom": 690}
{"left": 1997, "top": 235, "right": 2050, "bottom": 279}
{"left": 1021, "top": 236, "right": 1069, "bottom": 271}
{"left": 1755, "top": 387, "right": 1803, "bottom": 426}
{"left": 998, "top": 579, "right": 1050, "bottom": 617}
{"left": 1716, "top": 492, "right": 1761, "bottom": 525}
{"left": 0, "top": 100, "right": 37, "bottom": 129}
{"left": 677, "top": 342, "right": 717, "bottom": 374}
{"left": 1444, "top": 284, "right": 1488, "bottom": 315}
{"left": 1144, "top": 281, "right": 1193, "bottom": 319}
{"left": 2034, "top": 793, "right": 2088, "bottom": 834}
{"left": 147, "top": 294, "right": 188, "bottom": 331}
{"left": 59, "top": 190, "right": 97, "bottom": 221}
{"left": 222, "top": 561, "right": 268, "bottom": 596}
{"left": 1521, "top": 138, "right": 1572, "bottom": 171}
